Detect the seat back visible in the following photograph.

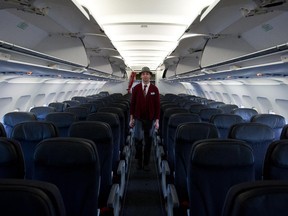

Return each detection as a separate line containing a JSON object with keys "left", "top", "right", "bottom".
{"left": 189, "top": 104, "right": 207, "bottom": 114}
{"left": 97, "top": 107, "right": 126, "bottom": 150}
{"left": 251, "top": 114, "right": 286, "bottom": 140}
{"left": 231, "top": 108, "right": 258, "bottom": 122}
{"left": 11, "top": 121, "right": 58, "bottom": 178}
{"left": 80, "top": 103, "right": 99, "bottom": 113}
{"left": 218, "top": 104, "right": 239, "bottom": 113}
{"left": 3, "top": 112, "right": 37, "bottom": 138}
{"left": 63, "top": 100, "right": 81, "bottom": 107}
{"left": 263, "top": 140, "right": 288, "bottom": 180}
{"left": 0, "top": 122, "right": 7, "bottom": 137}
{"left": 30, "top": 106, "right": 56, "bottom": 121}
{"left": 0, "top": 137, "right": 25, "bottom": 178}
{"left": 162, "top": 107, "right": 188, "bottom": 148}
{"left": 48, "top": 102, "right": 69, "bottom": 112}
{"left": 0, "top": 179, "right": 65, "bottom": 216}
{"left": 175, "top": 122, "right": 219, "bottom": 202}
{"left": 281, "top": 124, "right": 288, "bottom": 139}
{"left": 71, "top": 96, "right": 89, "bottom": 104}
{"left": 228, "top": 122, "right": 275, "bottom": 179}
{"left": 45, "top": 112, "right": 77, "bottom": 137}
{"left": 167, "top": 113, "right": 201, "bottom": 172}
{"left": 64, "top": 106, "right": 89, "bottom": 121}
{"left": 87, "top": 112, "right": 121, "bottom": 172}
{"left": 68, "top": 121, "right": 113, "bottom": 207}
{"left": 188, "top": 139, "right": 255, "bottom": 216}
{"left": 222, "top": 180, "right": 288, "bottom": 216}
{"left": 199, "top": 108, "right": 223, "bottom": 122}
{"left": 33, "top": 137, "right": 100, "bottom": 216}
{"left": 210, "top": 114, "right": 244, "bottom": 138}
{"left": 206, "top": 101, "right": 225, "bottom": 108}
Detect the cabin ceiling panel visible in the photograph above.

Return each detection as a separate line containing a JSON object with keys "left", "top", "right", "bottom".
{"left": 78, "top": 0, "right": 215, "bottom": 70}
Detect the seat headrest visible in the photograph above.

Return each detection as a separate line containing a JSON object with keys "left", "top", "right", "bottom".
{"left": 11, "top": 122, "right": 58, "bottom": 141}
{"left": 34, "top": 137, "right": 98, "bottom": 166}
{"left": 45, "top": 112, "right": 76, "bottom": 127}
{"left": 211, "top": 114, "right": 243, "bottom": 128}
{"left": 3, "top": 112, "right": 36, "bottom": 126}
{"left": 176, "top": 122, "right": 219, "bottom": 143}
{"left": 229, "top": 123, "right": 275, "bottom": 142}
{"left": 87, "top": 112, "right": 120, "bottom": 127}
{"left": 270, "top": 140, "right": 288, "bottom": 168}
{"left": 251, "top": 114, "right": 286, "bottom": 128}
{"left": 168, "top": 113, "right": 201, "bottom": 128}
{"left": 191, "top": 139, "right": 254, "bottom": 167}
{"left": 68, "top": 121, "right": 112, "bottom": 143}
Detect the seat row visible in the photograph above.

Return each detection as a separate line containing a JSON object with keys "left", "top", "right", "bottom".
{"left": 156, "top": 93, "right": 288, "bottom": 215}
{"left": 0, "top": 125, "right": 122, "bottom": 215}
{"left": 165, "top": 137, "right": 288, "bottom": 216}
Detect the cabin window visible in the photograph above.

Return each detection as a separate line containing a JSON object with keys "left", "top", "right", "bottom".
{"left": 15, "top": 95, "right": 31, "bottom": 111}
{"left": 257, "top": 96, "right": 273, "bottom": 114}
{"left": 32, "top": 94, "right": 45, "bottom": 106}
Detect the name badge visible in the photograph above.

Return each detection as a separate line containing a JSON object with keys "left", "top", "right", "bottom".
{"left": 151, "top": 92, "right": 155, "bottom": 95}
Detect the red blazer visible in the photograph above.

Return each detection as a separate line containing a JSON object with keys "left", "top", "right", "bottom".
{"left": 130, "top": 83, "right": 160, "bottom": 121}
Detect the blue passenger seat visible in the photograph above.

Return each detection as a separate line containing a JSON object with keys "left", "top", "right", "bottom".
{"left": 263, "top": 140, "right": 288, "bottom": 180}
{"left": 280, "top": 124, "right": 288, "bottom": 139}
{"left": 45, "top": 112, "right": 77, "bottom": 137}
{"left": 68, "top": 121, "right": 120, "bottom": 213}
{"left": 161, "top": 113, "right": 201, "bottom": 197}
{"left": 218, "top": 104, "right": 238, "bottom": 113}
{"left": 231, "top": 107, "right": 258, "bottom": 122}
{"left": 3, "top": 111, "right": 37, "bottom": 138}
{"left": 33, "top": 137, "right": 101, "bottom": 216}
{"left": 0, "top": 178, "right": 65, "bottom": 216}
{"left": 64, "top": 106, "right": 89, "bottom": 121}
{"left": 210, "top": 114, "right": 244, "bottom": 138}
{"left": 48, "top": 102, "right": 69, "bottom": 112}
{"left": 167, "top": 122, "right": 219, "bottom": 214}
{"left": 228, "top": 122, "right": 275, "bottom": 180}
{"left": 222, "top": 180, "right": 288, "bottom": 216}
{"left": 251, "top": 113, "right": 286, "bottom": 140}
{"left": 0, "top": 122, "right": 7, "bottom": 137}
{"left": 86, "top": 112, "right": 122, "bottom": 173}
{"left": 0, "top": 137, "right": 25, "bottom": 178}
{"left": 63, "top": 100, "right": 81, "bottom": 107}
{"left": 187, "top": 139, "right": 255, "bottom": 216}
{"left": 10, "top": 121, "right": 58, "bottom": 178}
{"left": 30, "top": 106, "right": 56, "bottom": 121}
{"left": 199, "top": 108, "right": 223, "bottom": 122}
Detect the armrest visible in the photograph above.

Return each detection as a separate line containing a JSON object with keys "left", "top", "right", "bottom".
{"left": 156, "top": 145, "right": 165, "bottom": 173}
{"left": 161, "top": 160, "right": 170, "bottom": 198}
{"left": 122, "top": 145, "right": 130, "bottom": 172}
{"left": 117, "top": 160, "right": 126, "bottom": 198}
{"left": 107, "top": 184, "right": 120, "bottom": 216}
{"left": 167, "top": 184, "right": 180, "bottom": 216}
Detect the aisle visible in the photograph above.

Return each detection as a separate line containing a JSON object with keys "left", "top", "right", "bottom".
{"left": 120, "top": 146, "right": 166, "bottom": 216}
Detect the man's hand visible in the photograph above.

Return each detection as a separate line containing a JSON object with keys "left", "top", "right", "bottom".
{"left": 129, "top": 118, "right": 135, "bottom": 128}
{"left": 154, "top": 119, "right": 159, "bottom": 130}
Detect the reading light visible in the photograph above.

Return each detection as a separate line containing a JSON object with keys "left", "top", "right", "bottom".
{"left": 73, "top": 0, "right": 215, "bottom": 70}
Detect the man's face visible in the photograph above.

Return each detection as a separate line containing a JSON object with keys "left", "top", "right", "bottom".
{"left": 141, "top": 71, "right": 151, "bottom": 83}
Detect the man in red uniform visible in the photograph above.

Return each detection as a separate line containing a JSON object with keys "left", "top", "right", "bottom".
{"left": 129, "top": 66, "right": 160, "bottom": 170}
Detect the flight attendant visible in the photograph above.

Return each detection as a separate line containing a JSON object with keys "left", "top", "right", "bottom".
{"left": 129, "top": 66, "right": 160, "bottom": 170}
